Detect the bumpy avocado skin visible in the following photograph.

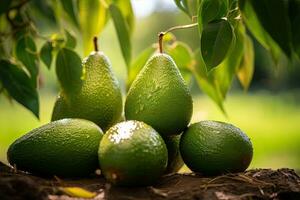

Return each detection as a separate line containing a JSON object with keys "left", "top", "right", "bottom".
{"left": 99, "top": 120, "right": 168, "bottom": 186}
{"left": 125, "top": 53, "right": 193, "bottom": 136}
{"left": 7, "top": 119, "right": 104, "bottom": 177}
{"left": 52, "top": 52, "right": 122, "bottom": 132}
{"left": 180, "top": 120, "right": 253, "bottom": 175}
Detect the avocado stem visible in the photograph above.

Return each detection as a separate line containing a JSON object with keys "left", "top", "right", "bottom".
{"left": 163, "top": 22, "right": 198, "bottom": 34}
{"left": 158, "top": 22, "right": 198, "bottom": 53}
{"left": 158, "top": 32, "right": 164, "bottom": 53}
{"left": 93, "top": 36, "right": 99, "bottom": 52}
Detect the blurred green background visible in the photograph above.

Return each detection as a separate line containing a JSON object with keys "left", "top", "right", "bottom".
{"left": 1, "top": 0, "right": 300, "bottom": 171}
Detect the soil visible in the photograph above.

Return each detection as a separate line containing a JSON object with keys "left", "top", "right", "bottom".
{"left": 0, "top": 162, "right": 299, "bottom": 200}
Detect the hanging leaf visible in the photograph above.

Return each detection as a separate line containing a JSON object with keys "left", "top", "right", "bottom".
{"left": 239, "top": 0, "right": 282, "bottom": 64}
{"left": 65, "top": 30, "right": 77, "bottom": 49}
{"left": 166, "top": 41, "right": 193, "bottom": 70}
{"left": 40, "top": 41, "right": 53, "bottom": 69}
{"left": 55, "top": 48, "right": 82, "bottom": 94}
{"left": 212, "top": 23, "right": 245, "bottom": 98}
{"left": 79, "top": 0, "right": 108, "bottom": 55}
{"left": 240, "top": 0, "right": 292, "bottom": 58}
{"left": 127, "top": 46, "right": 155, "bottom": 89}
{"left": 186, "top": 0, "right": 200, "bottom": 17}
{"left": 0, "top": 60, "right": 39, "bottom": 118}
{"left": 61, "top": 0, "right": 79, "bottom": 27}
{"left": 237, "top": 35, "right": 254, "bottom": 91}
{"left": 30, "top": 0, "right": 57, "bottom": 26}
{"left": 60, "top": 187, "right": 97, "bottom": 199}
{"left": 200, "top": 19, "right": 234, "bottom": 71}
{"left": 174, "top": 0, "right": 199, "bottom": 17}
{"left": 112, "top": 0, "right": 135, "bottom": 33}
{"left": 251, "top": 0, "right": 292, "bottom": 57}
{"left": 192, "top": 49, "right": 226, "bottom": 113}
{"left": 109, "top": 4, "right": 131, "bottom": 67}
{"left": 198, "top": 0, "right": 228, "bottom": 32}
{"left": 174, "top": 0, "right": 190, "bottom": 16}
{"left": 15, "top": 35, "right": 39, "bottom": 87}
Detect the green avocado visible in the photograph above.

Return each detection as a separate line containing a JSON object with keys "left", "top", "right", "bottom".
{"left": 7, "top": 119, "right": 103, "bottom": 177}
{"left": 125, "top": 53, "right": 193, "bottom": 136}
{"left": 180, "top": 120, "right": 253, "bottom": 175}
{"left": 99, "top": 120, "right": 168, "bottom": 186}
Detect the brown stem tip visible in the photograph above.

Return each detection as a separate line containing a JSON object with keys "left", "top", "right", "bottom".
{"left": 158, "top": 32, "right": 165, "bottom": 54}
{"left": 93, "top": 36, "right": 98, "bottom": 52}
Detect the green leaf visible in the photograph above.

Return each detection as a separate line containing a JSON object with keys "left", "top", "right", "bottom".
{"left": 201, "top": 19, "right": 234, "bottom": 71}
{"left": 61, "top": 0, "right": 79, "bottom": 27}
{"left": 30, "top": 0, "right": 57, "bottom": 26}
{"left": 0, "top": 60, "right": 39, "bottom": 118}
{"left": 174, "top": 0, "right": 199, "bottom": 17}
{"left": 0, "top": 0, "right": 11, "bottom": 15}
{"left": 166, "top": 42, "right": 193, "bottom": 70}
{"left": 40, "top": 41, "right": 53, "bottom": 69}
{"left": 15, "top": 35, "right": 39, "bottom": 87}
{"left": 237, "top": 35, "right": 254, "bottom": 91}
{"left": 109, "top": 4, "right": 131, "bottom": 67}
{"left": 186, "top": 0, "right": 200, "bottom": 17}
{"left": 112, "top": 0, "right": 135, "bottom": 33}
{"left": 212, "top": 23, "right": 245, "bottom": 98}
{"left": 192, "top": 23, "right": 247, "bottom": 113}
{"left": 239, "top": 0, "right": 282, "bottom": 64}
{"left": 198, "top": 0, "right": 228, "bottom": 32}
{"left": 193, "top": 49, "right": 226, "bottom": 113}
{"left": 241, "top": 0, "right": 292, "bottom": 57}
{"left": 55, "top": 48, "right": 82, "bottom": 94}
{"left": 65, "top": 30, "right": 77, "bottom": 49}
{"left": 79, "top": 0, "right": 108, "bottom": 55}
{"left": 180, "top": 68, "right": 193, "bottom": 86}
{"left": 174, "top": 0, "right": 190, "bottom": 16}
{"left": 126, "top": 46, "right": 155, "bottom": 89}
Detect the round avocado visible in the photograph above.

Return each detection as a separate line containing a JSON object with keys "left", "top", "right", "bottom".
{"left": 7, "top": 119, "right": 103, "bottom": 177}
{"left": 99, "top": 120, "right": 168, "bottom": 186}
{"left": 180, "top": 120, "right": 253, "bottom": 175}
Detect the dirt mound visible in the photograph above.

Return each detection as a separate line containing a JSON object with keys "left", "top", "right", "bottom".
{"left": 1, "top": 162, "right": 299, "bottom": 200}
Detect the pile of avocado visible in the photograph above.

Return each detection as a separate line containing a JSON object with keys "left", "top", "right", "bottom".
{"left": 7, "top": 38, "right": 253, "bottom": 186}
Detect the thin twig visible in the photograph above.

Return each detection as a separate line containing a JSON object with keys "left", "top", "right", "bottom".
{"left": 161, "top": 22, "right": 198, "bottom": 35}
{"left": 157, "top": 22, "right": 198, "bottom": 53}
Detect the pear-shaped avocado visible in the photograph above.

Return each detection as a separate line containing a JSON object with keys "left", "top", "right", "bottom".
{"left": 125, "top": 53, "right": 193, "bottom": 136}
{"left": 52, "top": 38, "right": 122, "bottom": 131}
